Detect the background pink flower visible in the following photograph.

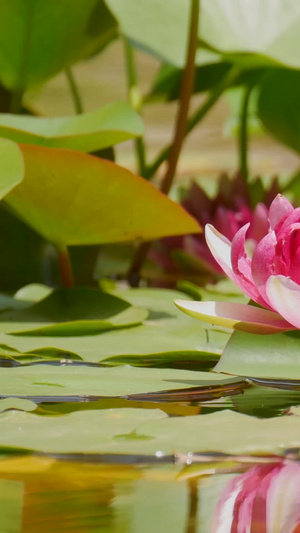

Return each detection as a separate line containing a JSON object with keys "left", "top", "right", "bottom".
{"left": 150, "top": 174, "right": 278, "bottom": 287}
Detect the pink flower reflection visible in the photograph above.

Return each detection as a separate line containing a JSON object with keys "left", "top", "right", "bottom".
{"left": 213, "top": 462, "right": 300, "bottom": 533}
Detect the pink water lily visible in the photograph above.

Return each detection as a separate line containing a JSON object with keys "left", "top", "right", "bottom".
{"left": 212, "top": 461, "right": 300, "bottom": 533}
{"left": 175, "top": 194, "right": 300, "bottom": 334}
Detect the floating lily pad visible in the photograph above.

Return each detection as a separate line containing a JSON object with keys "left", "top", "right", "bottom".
{"left": 0, "top": 398, "right": 37, "bottom": 413}
{"left": 0, "top": 289, "right": 229, "bottom": 364}
{"left": 0, "top": 288, "right": 147, "bottom": 336}
{"left": 0, "top": 103, "right": 144, "bottom": 152}
{"left": 0, "top": 365, "right": 241, "bottom": 399}
{"left": 215, "top": 330, "right": 300, "bottom": 380}
{"left": 0, "top": 407, "right": 299, "bottom": 456}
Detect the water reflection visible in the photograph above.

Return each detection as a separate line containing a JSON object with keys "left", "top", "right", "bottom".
{"left": 0, "top": 456, "right": 299, "bottom": 532}
{"left": 212, "top": 459, "right": 300, "bottom": 532}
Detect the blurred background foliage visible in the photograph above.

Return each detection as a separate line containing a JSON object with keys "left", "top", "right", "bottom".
{"left": 0, "top": 0, "right": 299, "bottom": 291}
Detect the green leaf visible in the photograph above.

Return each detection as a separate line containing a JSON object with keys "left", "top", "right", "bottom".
{"left": 199, "top": 1, "right": 300, "bottom": 68}
{"left": 0, "top": 0, "right": 118, "bottom": 92}
{"left": 4, "top": 143, "right": 201, "bottom": 247}
{"left": 0, "top": 288, "right": 230, "bottom": 365}
{"left": 105, "top": 0, "right": 219, "bottom": 67}
{"left": 0, "top": 102, "right": 144, "bottom": 152}
{"left": 0, "top": 288, "right": 147, "bottom": 336}
{"left": 14, "top": 283, "right": 53, "bottom": 303}
{"left": 0, "top": 398, "right": 37, "bottom": 412}
{"left": 148, "top": 63, "right": 265, "bottom": 103}
{"left": 0, "top": 138, "right": 23, "bottom": 199}
{"left": 0, "top": 480, "right": 23, "bottom": 533}
{"left": 0, "top": 365, "right": 241, "bottom": 398}
{"left": 106, "top": 0, "right": 300, "bottom": 69}
{"left": 0, "top": 406, "right": 299, "bottom": 455}
{"left": 215, "top": 330, "right": 300, "bottom": 380}
{"left": 258, "top": 69, "right": 300, "bottom": 153}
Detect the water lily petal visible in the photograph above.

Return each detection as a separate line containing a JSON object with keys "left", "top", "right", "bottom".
{"left": 231, "top": 224, "right": 270, "bottom": 308}
{"left": 252, "top": 230, "right": 281, "bottom": 304}
{"left": 268, "top": 194, "right": 294, "bottom": 229}
{"left": 266, "top": 275, "right": 300, "bottom": 329}
{"left": 174, "top": 299, "right": 293, "bottom": 334}
{"left": 205, "top": 224, "right": 236, "bottom": 281}
{"left": 248, "top": 202, "right": 269, "bottom": 242}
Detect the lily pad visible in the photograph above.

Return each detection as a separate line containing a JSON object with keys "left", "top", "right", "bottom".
{"left": 0, "top": 398, "right": 37, "bottom": 413}
{"left": 0, "top": 288, "right": 147, "bottom": 336}
{"left": 0, "top": 102, "right": 144, "bottom": 152}
{"left": 0, "top": 407, "right": 299, "bottom": 456}
{"left": 4, "top": 143, "right": 201, "bottom": 247}
{"left": 0, "top": 365, "right": 241, "bottom": 398}
{"left": 215, "top": 330, "right": 300, "bottom": 380}
{"left": 0, "top": 288, "right": 230, "bottom": 364}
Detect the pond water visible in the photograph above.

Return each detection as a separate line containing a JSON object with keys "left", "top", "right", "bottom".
{"left": 1, "top": 372, "right": 300, "bottom": 532}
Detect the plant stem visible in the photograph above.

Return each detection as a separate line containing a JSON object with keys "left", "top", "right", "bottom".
{"left": 123, "top": 37, "right": 147, "bottom": 177}
{"left": 239, "top": 82, "right": 256, "bottom": 181}
{"left": 127, "top": 0, "right": 199, "bottom": 284}
{"left": 160, "top": 0, "right": 199, "bottom": 194}
{"left": 57, "top": 246, "right": 74, "bottom": 288}
{"left": 144, "top": 65, "right": 240, "bottom": 180}
{"left": 65, "top": 67, "right": 83, "bottom": 114}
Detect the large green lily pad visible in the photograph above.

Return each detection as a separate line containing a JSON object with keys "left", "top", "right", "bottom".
{"left": 0, "top": 365, "right": 241, "bottom": 398}
{"left": 0, "top": 288, "right": 147, "bottom": 336}
{"left": 0, "top": 288, "right": 229, "bottom": 364}
{"left": 4, "top": 143, "right": 200, "bottom": 247}
{"left": 215, "top": 330, "right": 300, "bottom": 380}
{"left": 0, "top": 407, "right": 299, "bottom": 456}
{"left": 0, "top": 102, "right": 144, "bottom": 152}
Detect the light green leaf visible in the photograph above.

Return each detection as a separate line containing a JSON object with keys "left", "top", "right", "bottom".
{"left": 105, "top": 0, "right": 219, "bottom": 67}
{"left": 14, "top": 284, "right": 53, "bottom": 303}
{"left": 0, "top": 138, "right": 23, "bottom": 199}
{"left": 107, "top": 0, "right": 300, "bottom": 69}
{"left": 258, "top": 69, "right": 300, "bottom": 153}
{"left": 4, "top": 143, "right": 201, "bottom": 247}
{"left": 0, "top": 0, "right": 118, "bottom": 92}
{"left": 0, "top": 365, "right": 241, "bottom": 398}
{"left": 0, "top": 407, "right": 299, "bottom": 455}
{"left": 0, "top": 288, "right": 147, "bottom": 336}
{"left": 0, "top": 102, "right": 144, "bottom": 152}
{"left": 0, "top": 288, "right": 230, "bottom": 364}
{"left": 0, "top": 398, "right": 37, "bottom": 412}
{"left": 215, "top": 330, "right": 300, "bottom": 380}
